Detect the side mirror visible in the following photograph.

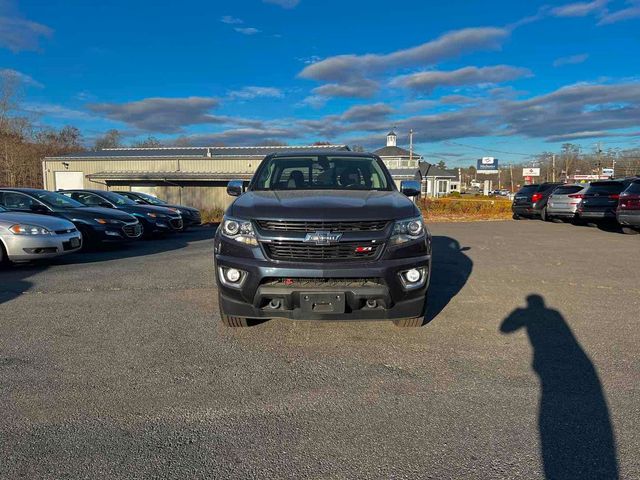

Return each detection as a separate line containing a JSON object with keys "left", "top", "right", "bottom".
{"left": 99, "top": 202, "right": 114, "bottom": 208}
{"left": 30, "top": 204, "right": 49, "bottom": 214}
{"left": 400, "top": 180, "right": 421, "bottom": 197}
{"left": 227, "top": 180, "right": 245, "bottom": 197}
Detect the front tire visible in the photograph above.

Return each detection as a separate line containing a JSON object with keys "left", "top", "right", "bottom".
{"left": 621, "top": 226, "right": 640, "bottom": 235}
{"left": 221, "top": 314, "right": 251, "bottom": 327}
{"left": 393, "top": 316, "right": 424, "bottom": 328}
{"left": 0, "top": 240, "right": 9, "bottom": 266}
{"left": 512, "top": 213, "right": 521, "bottom": 220}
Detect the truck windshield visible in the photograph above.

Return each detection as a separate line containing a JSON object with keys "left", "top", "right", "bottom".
{"left": 251, "top": 156, "right": 392, "bottom": 191}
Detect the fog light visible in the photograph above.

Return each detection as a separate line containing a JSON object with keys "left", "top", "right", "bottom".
{"left": 225, "top": 268, "right": 241, "bottom": 283}
{"left": 399, "top": 267, "right": 427, "bottom": 291}
{"left": 404, "top": 268, "right": 421, "bottom": 283}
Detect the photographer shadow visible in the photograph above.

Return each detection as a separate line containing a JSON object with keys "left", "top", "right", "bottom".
{"left": 501, "top": 295, "right": 618, "bottom": 480}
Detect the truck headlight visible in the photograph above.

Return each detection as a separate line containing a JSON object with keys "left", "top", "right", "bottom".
{"left": 221, "top": 216, "right": 258, "bottom": 246}
{"left": 390, "top": 217, "right": 425, "bottom": 245}
{"left": 9, "top": 224, "right": 51, "bottom": 235}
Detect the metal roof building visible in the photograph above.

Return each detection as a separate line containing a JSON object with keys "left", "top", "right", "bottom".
{"left": 43, "top": 145, "right": 349, "bottom": 211}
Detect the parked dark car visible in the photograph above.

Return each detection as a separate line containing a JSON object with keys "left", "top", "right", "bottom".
{"left": 512, "top": 182, "right": 563, "bottom": 220}
{"left": 112, "top": 191, "right": 201, "bottom": 228}
{"left": 214, "top": 152, "right": 431, "bottom": 328}
{"left": 0, "top": 188, "right": 142, "bottom": 245}
{"left": 59, "top": 189, "right": 183, "bottom": 236}
{"left": 576, "top": 180, "right": 634, "bottom": 225}
{"left": 616, "top": 179, "right": 640, "bottom": 234}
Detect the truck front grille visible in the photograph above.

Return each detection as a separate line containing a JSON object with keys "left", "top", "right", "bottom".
{"left": 263, "top": 241, "right": 382, "bottom": 262}
{"left": 256, "top": 219, "right": 389, "bottom": 232}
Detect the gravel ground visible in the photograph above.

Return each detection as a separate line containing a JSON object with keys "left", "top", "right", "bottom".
{"left": 1, "top": 221, "right": 638, "bottom": 479}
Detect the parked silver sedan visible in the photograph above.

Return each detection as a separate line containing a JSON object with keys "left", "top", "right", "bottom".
{"left": 546, "top": 184, "right": 588, "bottom": 221}
{"left": 0, "top": 206, "right": 82, "bottom": 263}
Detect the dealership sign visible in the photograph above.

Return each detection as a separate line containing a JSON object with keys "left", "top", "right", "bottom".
{"left": 602, "top": 168, "right": 614, "bottom": 176}
{"left": 477, "top": 157, "right": 499, "bottom": 174}
{"left": 522, "top": 167, "right": 540, "bottom": 177}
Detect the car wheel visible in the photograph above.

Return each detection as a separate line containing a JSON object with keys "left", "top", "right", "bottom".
{"left": 512, "top": 213, "right": 521, "bottom": 220}
{"left": 77, "top": 225, "right": 95, "bottom": 250}
{"left": 0, "top": 240, "right": 9, "bottom": 266}
{"left": 541, "top": 207, "right": 549, "bottom": 222}
{"left": 621, "top": 226, "right": 640, "bottom": 235}
{"left": 393, "top": 316, "right": 424, "bottom": 327}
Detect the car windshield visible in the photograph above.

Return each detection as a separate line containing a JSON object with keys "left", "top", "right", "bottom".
{"left": 135, "top": 192, "right": 167, "bottom": 205}
{"left": 34, "top": 191, "right": 84, "bottom": 208}
{"left": 624, "top": 181, "right": 640, "bottom": 194}
{"left": 252, "top": 156, "right": 392, "bottom": 191}
{"left": 553, "top": 185, "right": 584, "bottom": 195}
{"left": 99, "top": 191, "right": 137, "bottom": 205}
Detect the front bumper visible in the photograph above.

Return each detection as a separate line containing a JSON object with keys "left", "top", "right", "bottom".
{"left": 214, "top": 235, "right": 431, "bottom": 321}
{"left": 3, "top": 230, "right": 82, "bottom": 261}
{"left": 83, "top": 220, "right": 142, "bottom": 244}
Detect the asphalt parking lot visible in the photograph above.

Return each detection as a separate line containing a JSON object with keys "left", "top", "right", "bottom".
{"left": 1, "top": 221, "right": 639, "bottom": 479}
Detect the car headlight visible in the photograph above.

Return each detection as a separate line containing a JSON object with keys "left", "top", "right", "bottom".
{"left": 146, "top": 212, "right": 167, "bottom": 219}
{"left": 221, "top": 216, "right": 258, "bottom": 246}
{"left": 9, "top": 224, "right": 51, "bottom": 235}
{"left": 390, "top": 216, "right": 425, "bottom": 245}
{"left": 94, "top": 218, "right": 123, "bottom": 225}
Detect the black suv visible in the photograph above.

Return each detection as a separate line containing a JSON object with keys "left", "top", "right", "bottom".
{"left": 214, "top": 152, "right": 431, "bottom": 328}
{"left": 617, "top": 179, "right": 640, "bottom": 234}
{"left": 113, "top": 191, "right": 201, "bottom": 228}
{"left": 512, "top": 182, "right": 563, "bottom": 220}
{"left": 0, "top": 188, "right": 142, "bottom": 245}
{"left": 59, "top": 189, "right": 183, "bottom": 236}
{"left": 576, "top": 179, "right": 635, "bottom": 225}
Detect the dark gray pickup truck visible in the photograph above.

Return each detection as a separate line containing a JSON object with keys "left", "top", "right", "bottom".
{"left": 213, "top": 152, "right": 431, "bottom": 327}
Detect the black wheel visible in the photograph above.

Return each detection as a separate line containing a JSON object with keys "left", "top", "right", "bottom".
{"left": 0, "top": 240, "right": 9, "bottom": 266}
{"left": 77, "top": 225, "right": 96, "bottom": 250}
{"left": 218, "top": 294, "right": 265, "bottom": 327}
{"left": 621, "top": 226, "right": 640, "bottom": 235}
{"left": 512, "top": 213, "right": 521, "bottom": 220}
{"left": 393, "top": 316, "right": 424, "bottom": 328}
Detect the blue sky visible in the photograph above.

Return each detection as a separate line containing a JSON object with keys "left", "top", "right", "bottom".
{"left": 1, "top": 0, "right": 640, "bottom": 165}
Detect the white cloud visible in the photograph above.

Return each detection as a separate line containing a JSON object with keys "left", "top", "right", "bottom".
{"left": 263, "top": 0, "right": 300, "bottom": 8}
{"left": 0, "top": 15, "right": 52, "bottom": 52}
{"left": 0, "top": 68, "right": 43, "bottom": 87}
{"left": 551, "top": 0, "right": 609, "bottom": 17}
{"left": 220, "top": 15, "right": 243, "bottom": 24}
{"left": 228, "top": 86, "right": 284, "bottom": 99}
{"left": 598, "top": 0, "right": 640, "bottom": 24}
{"left": 553, "top": 53, "right": 589, "bottom": 66}
{"left": 391, "top": 65, "right": 531, "bottom": 93}
{"left": 299, "top": 27, "right": 510, "bottom": 84}
{"left": 234, "top": 27, "right": 260, "bottom": 35}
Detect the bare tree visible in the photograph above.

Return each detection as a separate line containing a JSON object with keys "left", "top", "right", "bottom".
{"left": 94, "top": 129, "right": 122, "bottom": 150}
{"left": 131, "top": 136, "right": 163, "bottom": 148}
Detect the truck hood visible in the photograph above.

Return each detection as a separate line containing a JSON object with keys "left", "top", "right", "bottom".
{"left": 0, "top": 212, "right": 76, "bottom": 230}
{"left": 229, "top": 190, "right": 419, "bottom": 221}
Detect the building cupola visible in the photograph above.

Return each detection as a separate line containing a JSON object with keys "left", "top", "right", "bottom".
{"left": 386, "top": 130, "right": 397, "bottom": 147}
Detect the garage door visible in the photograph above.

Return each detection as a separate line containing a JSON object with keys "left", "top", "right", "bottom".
{"left": 55, "top": 171, "right": 84, "bottom": 190}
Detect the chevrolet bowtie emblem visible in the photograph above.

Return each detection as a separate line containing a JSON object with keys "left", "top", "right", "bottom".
{"left": 303, "top": 231, "right": 342, "bottom": 245}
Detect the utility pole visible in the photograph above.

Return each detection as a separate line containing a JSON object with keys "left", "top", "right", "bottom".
{"left": 409, "top": 129, "right": 413, "bottom": 164}
{"left": 509, "top": 164, "right": 514, "bottom": 192}
{"left": 552, "top": 154, "right": 556, "bottom": 182}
